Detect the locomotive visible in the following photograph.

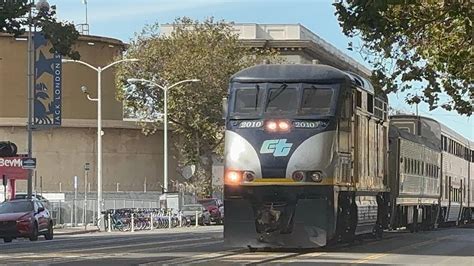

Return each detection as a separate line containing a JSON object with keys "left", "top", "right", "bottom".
{"left": 223, "top": 63, "right": 473, "bottom": 249}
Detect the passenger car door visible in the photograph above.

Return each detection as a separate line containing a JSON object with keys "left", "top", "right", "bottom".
{"left": 35, "top": 202, "right": 48, "bottom": 232}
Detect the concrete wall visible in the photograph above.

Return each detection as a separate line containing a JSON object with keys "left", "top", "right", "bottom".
{"left": 0, "top": 121, "right": 178, "bottom": 192}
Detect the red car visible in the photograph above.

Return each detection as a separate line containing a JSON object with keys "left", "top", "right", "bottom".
{"left": 0, "top": 199, "right": 53, "bottom": 243}
{"left": 198, "top": 198, "right": 224, "bottom": 224}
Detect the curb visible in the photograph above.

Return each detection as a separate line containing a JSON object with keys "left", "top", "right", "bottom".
{"left": 55, "top": 229, "right": 100, "bottom": 236}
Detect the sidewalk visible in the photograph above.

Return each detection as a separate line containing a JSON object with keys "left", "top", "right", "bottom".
{"left": 54, "top": 226, "right": 100, "bottom": 236}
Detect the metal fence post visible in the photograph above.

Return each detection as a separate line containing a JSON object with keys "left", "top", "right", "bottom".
{"left": 168, "top": 210, "right": 172, "bottom": 229}
{"left": 195, "top": 211, "right": 198, "bottom": 227}
{"left": 150, "top": 212, "right": 154, "bottom": 231}
{"left": 131, "top": 213, "right": 135, "bottom": 232}
{"left": 70, "top": 202, "right": 73, "bottom": 227}
{"left": 92, "top": 200, "right": 96, "bottom": 226}
{"left": 58, "top": 201, "right": 62, "bottom": 226}
{"left": 107, "top": 212, "right": 112, "bottom": 232}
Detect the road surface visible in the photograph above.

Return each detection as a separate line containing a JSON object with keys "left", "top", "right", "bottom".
{"left": 0, "top": 225, "right": 472, "bottom": 265}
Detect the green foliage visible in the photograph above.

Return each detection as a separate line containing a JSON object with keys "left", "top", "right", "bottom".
{"left": 334, "top": 0, "right": 473, "bottom": 115}
{"left": 0, "top": 0, "right": 80, "bottom": 59}
{"left": 116, "top": 17, "right": 280, "bottom": 196}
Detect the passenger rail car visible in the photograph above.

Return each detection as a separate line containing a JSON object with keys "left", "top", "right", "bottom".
{"left": 223, "top": 64, "right": 389, "bottom": 248}
{"left": 390, "top": 115, "right": 474, "bottom": 225}
{"left": 388, "top": 123, "right": 441, "bottom": 231}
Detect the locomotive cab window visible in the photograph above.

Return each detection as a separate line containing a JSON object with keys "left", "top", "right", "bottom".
{"left": 265, "top": 85, "right": 297, "bottom": 113}
{"left": 300, "top": 87, "right": 333, "bottom": 115}
{"left": 232, "top": 86, "right": 264, "bottom": 116}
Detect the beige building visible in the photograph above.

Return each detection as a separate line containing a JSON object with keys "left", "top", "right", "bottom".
{"left": 0, "top": 33, "right": 174, "bottom": 193}
{"left": 1, "top": 23, "right": 371, "bottom": 194}
{"left": 161, "top": 23, "right": 370, "bottom": 77}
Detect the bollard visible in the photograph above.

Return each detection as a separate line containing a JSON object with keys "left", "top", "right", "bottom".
{"left": 107, "top": 212, "right": 112, "bottom": 232}
{"left": 179, "top": 212, "right": 182, "bottom": 228}
{"left": 150, "top": 212, "right": 154, "bottom": 231}
{"left": 131, "top": 213, "right": 135, "bottom": 232}
{"left": 195, "top": 211, "right": 199, "bottom": 227}
{"left": 168, "top": 211, "right": 172, "bottom": 229}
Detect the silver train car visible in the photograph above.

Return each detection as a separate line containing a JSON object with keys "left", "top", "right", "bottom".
{"left": 223, "top": 64, "right": 390, "bottom": 248}
{"left": 388, "top": 117, "right": 442, "bottom": 231}
{"left": 390, "top": 115, "right": 474, "bottom": 225}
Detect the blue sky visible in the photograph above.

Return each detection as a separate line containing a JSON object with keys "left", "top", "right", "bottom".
{"left": 49, "top": 0, "right": 473, "bottom": 139}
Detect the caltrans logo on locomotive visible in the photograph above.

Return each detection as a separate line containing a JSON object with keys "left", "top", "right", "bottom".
{"left": 260, "top": 139, "right": 293, "bottom": 157}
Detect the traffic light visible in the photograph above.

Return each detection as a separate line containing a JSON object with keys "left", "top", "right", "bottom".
{"left": 0, "top": 141, "right": 17, "bottom": 157}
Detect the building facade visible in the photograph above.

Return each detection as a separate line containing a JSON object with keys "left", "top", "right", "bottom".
{"left": 0, "top": 33, "right": 175, "bottom": 194}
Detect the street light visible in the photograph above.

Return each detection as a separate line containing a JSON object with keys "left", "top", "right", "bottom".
{"left": 62, "top": 58, "right": 139, "bottom": 228}
{"left": 126, "top": 78, "right": 200, "bottom": 194}
{"left": 26, "top": 0, "right": 52, "bottom": 199}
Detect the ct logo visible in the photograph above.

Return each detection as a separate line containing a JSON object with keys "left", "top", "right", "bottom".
{"left": 260, "top": 139, "right": 293, "bottom": 157}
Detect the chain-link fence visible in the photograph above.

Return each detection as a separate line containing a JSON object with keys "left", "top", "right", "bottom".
{"left": 48, "top": 191, "right": 200, "bottom": 227}
{"left": 49, "top": 199, "right": 163, "bottom": 227}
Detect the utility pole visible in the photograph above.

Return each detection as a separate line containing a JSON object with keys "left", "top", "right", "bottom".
{"left": 26, "top": 0, "right": 34, "bottom": 200}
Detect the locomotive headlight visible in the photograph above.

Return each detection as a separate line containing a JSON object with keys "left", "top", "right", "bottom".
{"left": 226, "top": 170, "right": 242, "bottom": 185}
{"left": 243, "top": 171, "right": 256, "bottom": 182}
{"left": 309, "top": 171, "right": 323, "bottom": 182}
{"left": 292, "top": 171, "right": 305, "bottom": 182}
{"left": 265, "top": 120, "right": 291, "bottom": 133}
{"left": 278, "top": 121, "right": 290, "bottom": 131}
{"left": 266, "top": 121, "right": 278, "bottom": 131}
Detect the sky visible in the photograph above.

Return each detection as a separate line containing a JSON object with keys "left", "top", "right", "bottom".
{"left": 49, "top": 0, "right": 473, "bottom": 140}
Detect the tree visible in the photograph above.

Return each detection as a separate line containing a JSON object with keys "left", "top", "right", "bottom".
{"left": 334, "top": 0, "right": 473, "bottom": 115}
{"left": 115, "top": 17, "right": 279, "bottom": 196}
{"left": 0, "top": 0, "right": 80, "bottom": 59}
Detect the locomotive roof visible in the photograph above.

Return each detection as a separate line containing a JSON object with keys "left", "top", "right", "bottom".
{"left": 230, "top": 64, "right": 375, "bottom": 94}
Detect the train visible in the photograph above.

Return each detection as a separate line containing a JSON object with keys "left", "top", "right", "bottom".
{"left": 222, "top": 63, "right": 474, "bottom": 249}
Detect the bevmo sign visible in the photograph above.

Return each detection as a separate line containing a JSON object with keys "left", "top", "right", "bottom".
{"left": 0, "top": 156, "right": 28, "bottom": 180}
{"left": 0, "top": 158, "right": 22, "bottom": 167}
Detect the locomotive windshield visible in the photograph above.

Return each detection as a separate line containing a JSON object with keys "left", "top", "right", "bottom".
{"left": 230, "top": 83, "right": 336, "bottom": 118}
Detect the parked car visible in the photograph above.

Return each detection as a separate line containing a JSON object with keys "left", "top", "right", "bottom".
{"left": 13, "top": 193, "right": 50, "bottom": 209}
{"left": 0, "top": 199, "right": 53, "bottom": 243}
{"left": 198, "top": 198, "right": 223, "bottom": 224}
{"left": 181, "top": 204, "right": 211, "bottom": 225}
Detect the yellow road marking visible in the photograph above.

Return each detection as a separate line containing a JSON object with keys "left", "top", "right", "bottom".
{"left": 351, "top": 235, "right": 453, "bottom": 264}
{"left": 354, "top": 253, "right": 389, "bottom": 264}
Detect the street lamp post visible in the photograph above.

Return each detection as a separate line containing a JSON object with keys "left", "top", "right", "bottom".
{"left": 127, "top": 78, "right": 200, "bottom": 193}
{"left": 27, "top": 0, "right": 51, "bottom": 199}
{"left": 62, "top": 58, "right": 139, "bottom": 228}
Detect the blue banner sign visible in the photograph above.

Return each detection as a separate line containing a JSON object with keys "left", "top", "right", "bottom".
{"left": 33, "top": 33, "right": 62, "bottom": 127}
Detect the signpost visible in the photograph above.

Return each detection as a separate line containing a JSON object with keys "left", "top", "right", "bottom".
{"left": 2, "top": 175, "right": 6, "bottom": 202}
{"left": 84, "top": 163, "right": 90, "bottom": 229}
{"left": 73, "top": 175, "right": 78, "bottom": 227}
{"left": 21, "top": 158, "right": 36, "bottom": 170}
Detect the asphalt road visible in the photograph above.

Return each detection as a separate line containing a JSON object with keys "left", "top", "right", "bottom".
{"left": 0, "top": 225, "right": 473, "bottom": 265}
